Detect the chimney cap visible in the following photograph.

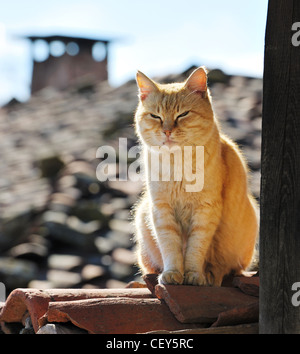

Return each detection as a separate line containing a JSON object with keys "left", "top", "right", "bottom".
{"left": 22, "top": 34, "right": 111, "bottom": 46}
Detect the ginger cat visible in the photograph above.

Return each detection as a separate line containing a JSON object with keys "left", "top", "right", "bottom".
{"left": 133, "top": 67, "right": 258, "bottom": 286}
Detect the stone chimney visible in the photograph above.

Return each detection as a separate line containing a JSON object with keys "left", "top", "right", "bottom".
{"left": 26, "top": 35, "right": 110, "bottom": 93}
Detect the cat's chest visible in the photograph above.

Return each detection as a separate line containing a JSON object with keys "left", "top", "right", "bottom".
{"left": 173, "top": 199, "right": 194, "bottom": 230}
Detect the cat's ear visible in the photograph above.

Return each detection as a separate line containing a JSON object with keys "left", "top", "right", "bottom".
{"left": 185, "top": 67, "right": 207, "bottom": 97}
{"left": 136, "top": 71, "right": 158, "bottom": 101}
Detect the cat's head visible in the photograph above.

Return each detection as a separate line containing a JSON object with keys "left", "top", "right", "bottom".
{"left": 134, "top": 67, "right": 215, "bottom": 149}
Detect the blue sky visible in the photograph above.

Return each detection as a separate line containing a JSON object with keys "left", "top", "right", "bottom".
{"left": 0, "top": 0, "right": 268, "bottom": 105}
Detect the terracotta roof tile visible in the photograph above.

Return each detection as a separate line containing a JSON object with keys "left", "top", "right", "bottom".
{"left": 42, "top": 297, "right": 203, "bottom": 334}
{"left": 155, "top": 283, "right": 258, "bottom": 324}
{"left": 0, "top": 288, "right": 152, "bottom": 333}
{"left": 211, "top": 302, "right": 259, "bottom": 327}
{"left": 232, "top": 275, "right": 259, "bottom": 297}
{"left": 0, "top": 274, "right": 259, "bottom": 334}
{"left": 144, "top": 323, "right": 259, "bottom": 334}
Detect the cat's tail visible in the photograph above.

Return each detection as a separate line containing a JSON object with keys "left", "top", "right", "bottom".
{"left": 247, "top": 198, "right": 259, "bottom": 272}
{"left": 247, "top": 239, "right": 259, "bottom": 272}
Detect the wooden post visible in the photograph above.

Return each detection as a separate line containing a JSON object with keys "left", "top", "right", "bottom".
{"left": 260, "top": 0, "right": 300, "bottom": 333}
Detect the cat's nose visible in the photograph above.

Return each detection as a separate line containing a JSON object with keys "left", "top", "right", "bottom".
{"left": 164, "top": 130, "right": 172, "bottom": 137}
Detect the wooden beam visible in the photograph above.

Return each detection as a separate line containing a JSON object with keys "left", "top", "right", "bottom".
{"left": 260, "top": 0, "right": 300, "bottom": 333}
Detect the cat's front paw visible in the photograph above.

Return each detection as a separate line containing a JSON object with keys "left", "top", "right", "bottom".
{"left": 159, "top": 270, "right": 184, "bottom": 285}
{"left": 184, "top": 271, "right": 208, "bottom": 286}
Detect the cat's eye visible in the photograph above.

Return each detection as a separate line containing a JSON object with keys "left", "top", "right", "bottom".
{"left": 150, "top": 113, "right": 162, "bottom": 120}
{"left": 177, "top": 111, "right": 189, "bottom": 119}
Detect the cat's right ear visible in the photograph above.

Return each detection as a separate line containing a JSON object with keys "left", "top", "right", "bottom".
{"left": 136, "top": 71, "right": 157, "bottom": 101}
{"left": 184, "top": 66, "right": 208, "bottom": 98}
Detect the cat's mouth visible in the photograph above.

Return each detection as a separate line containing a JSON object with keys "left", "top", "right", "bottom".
{"left": 163, "top": 138, "right": 178, "bottom": 147}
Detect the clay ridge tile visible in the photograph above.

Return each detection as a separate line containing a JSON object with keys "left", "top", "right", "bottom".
{"left": 42, "top": 297, "right": 203, "bottom": 334}
{"left": 0, "top": 274, "right": 259, "bottom": 334}
{"left": 155, "top": 284, "right": 258, "bottom": 324}
{"left": 0, "top": 287, "right": 152, "bottom": 333}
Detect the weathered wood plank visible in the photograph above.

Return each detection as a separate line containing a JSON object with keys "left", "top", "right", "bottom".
{"left": 260, "top": 0, "right": 300, "bottom": 333}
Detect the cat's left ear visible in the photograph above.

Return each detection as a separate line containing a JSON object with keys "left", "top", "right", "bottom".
{"left": 136, "top": 71, "right": 158, "bottom": 101}
{"left": 185, "top": 66, "right": 208, "bottom": 98}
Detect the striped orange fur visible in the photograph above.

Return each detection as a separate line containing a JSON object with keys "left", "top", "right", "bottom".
{"left": 133, "top": 67, "right": 258, "bottom": 286}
